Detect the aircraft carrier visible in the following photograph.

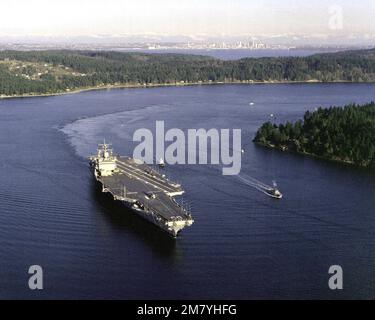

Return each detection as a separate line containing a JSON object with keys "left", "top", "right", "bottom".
{"left": 89, "top": 142, "right": 194, "bottom": 237}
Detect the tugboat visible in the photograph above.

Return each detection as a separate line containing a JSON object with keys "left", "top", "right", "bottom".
{"left": 237, "top": 175, "right": 283, "bottom": 200}
{"left": 265, "top": 187, "right": 283, "bottom": 199}
{"left": 265, "top": 181, "right": 283, "bottom": 199}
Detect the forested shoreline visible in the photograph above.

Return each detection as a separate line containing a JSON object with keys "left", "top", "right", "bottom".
{"left": 253, "top": 102, "right": 375, "bottom": 167}
{"left": 1, "top": 48, "right": 375, "bottom": 97}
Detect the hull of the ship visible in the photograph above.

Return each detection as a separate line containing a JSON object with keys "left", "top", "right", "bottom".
{"left": 120, "top": 200, "right": 180, "bottom": 237}
{"left": 92, "top": 173, "right": 181, "bottom": 237}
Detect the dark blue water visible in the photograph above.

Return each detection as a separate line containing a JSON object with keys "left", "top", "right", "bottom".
{"left": 116, "top": 48, "right": 339, "bottom": 60}
{"left": 0, "top": 83, "right": 375, "bottom": 299}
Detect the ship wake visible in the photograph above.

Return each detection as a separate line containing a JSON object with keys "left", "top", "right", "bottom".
{"left": 237, "top": 174, "right": 280, "bottom": 198}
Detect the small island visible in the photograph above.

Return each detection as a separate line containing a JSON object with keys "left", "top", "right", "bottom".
{"left": 253, "top": 102, "right": 375, "bottom": 167}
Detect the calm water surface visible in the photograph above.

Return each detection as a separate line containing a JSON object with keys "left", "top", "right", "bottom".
{"left": 116, "top": 48, "right": 339, "bottom": 60}
{"left": 0, "top": 83, "right": 374, "bottom": 299}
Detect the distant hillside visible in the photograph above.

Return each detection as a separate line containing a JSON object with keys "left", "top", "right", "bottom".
{"left": 1, "top": 49, "right": 375, "bottom": 97}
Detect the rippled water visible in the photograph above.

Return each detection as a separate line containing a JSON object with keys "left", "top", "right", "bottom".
{"left": 0, "top": 83, "right": 375, "bottom": 299}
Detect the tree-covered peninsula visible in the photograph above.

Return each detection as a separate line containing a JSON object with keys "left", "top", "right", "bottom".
{"left": 1, "top": 48, "right": 375, "bottom": 97}
{"left": 253, "top": 103, "right": 375, "bottom": 167}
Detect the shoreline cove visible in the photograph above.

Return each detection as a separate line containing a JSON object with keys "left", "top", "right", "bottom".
{"left": 254, "top": 141, "right": 370, "bottom": 168}
{"left": 0, "top": 79, "right": 362, "bottom": 100}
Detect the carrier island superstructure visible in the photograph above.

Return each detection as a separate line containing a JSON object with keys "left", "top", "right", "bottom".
{"left": 89, "top": 142, "right": 194, "bottom": 237}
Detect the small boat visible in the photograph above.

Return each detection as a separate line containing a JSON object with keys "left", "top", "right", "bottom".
{"left": 249, "top": 102, "right": 255, "bottom": 106}
{"left": 241, "top": 149, "right": 245, "bottom": 154}
{"left": 158, "top": 158, "right": 165, "bottom": 167}
{"left": 265, "top": 187, "right": 283, "bottom": 199}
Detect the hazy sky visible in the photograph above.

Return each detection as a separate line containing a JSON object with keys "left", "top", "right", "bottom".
{"left": 1, "top": 0, "right": 375, "bottom": 36}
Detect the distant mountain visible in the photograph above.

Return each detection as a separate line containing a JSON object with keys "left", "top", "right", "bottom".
{"left": 0, "top": 33, "right": 374, "bottom": 47}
